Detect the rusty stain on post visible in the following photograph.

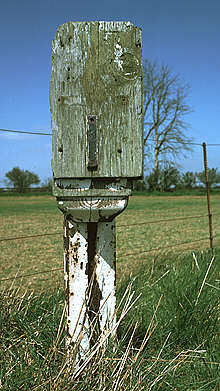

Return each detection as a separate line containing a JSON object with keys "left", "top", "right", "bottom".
{"left": 87, "top": 222, "right": 102, "bottom": 339}
{"left": 64, "top": 217, "right": 90, "bottom": 362}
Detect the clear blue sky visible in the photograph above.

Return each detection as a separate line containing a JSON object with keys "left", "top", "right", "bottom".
{"left": 0, "top": 0, "right": 220, "bottom": 185}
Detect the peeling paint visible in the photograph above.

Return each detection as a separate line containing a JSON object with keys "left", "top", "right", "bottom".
{"left": 95, "top": 222, "right": 116, "bottom": 331}
{"left": 51, "top": 21, "right": 143, "bottom": 370}
{"left": 114, "top": 43, "right": 123, "bottom": 70}
{"left": 64, "top": 219, "right": 90, "bottom": 362}
{"left": 62, "top": 198, "right": 126, "bottom": 365}
{"left": 57, "top": 197, "right": 128, "bottom": 222}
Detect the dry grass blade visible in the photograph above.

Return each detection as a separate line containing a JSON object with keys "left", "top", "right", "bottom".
{"left": 195, "top": 256, "right": 215, "bottom": 306}
{"left": 192, "top": 252, "right": 200, "bottom": 270}
{"left": 147, "top": 332, "right": 171, "bottom": 374}
{"left": 151, "top": 270, "right": 170, "bottom": 287}
{"left": 134, "top": 295, "right": 163, "bottom": 364}
{"left": 54, "top": 301, "right": 66, "bottom": 347}
{"left": 71, "top": 285, "right": 141, "bottom": 380}
{"left": 205, "top": 282, "right": 220, "bottom": 290}
{"left": 148, "top": 349, "right": 206, "bottom": 390}
{"left": 112, "top": 322, "right": 138, "bottom": 391}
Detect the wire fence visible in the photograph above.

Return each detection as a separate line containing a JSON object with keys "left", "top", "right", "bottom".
{"left": 0, "top": 127, "right": 220, "bottom": 286}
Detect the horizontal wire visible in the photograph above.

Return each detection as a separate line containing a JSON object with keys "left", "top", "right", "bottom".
{"left": 0, "top": 128, "right": 51, "bottom": 136}
{"left": 1, "top": 213, "right": 220, "bottom": 242}
{"left": 117, "top": 214, "right": 208, "bottom": 228}
{"left": 0, "top": 187, "right": 50, "bottom": 190}
{"left": 123, "top": 227, "right": 211, "bottom": 240}
{"left": 118, "top": 236, "right": 211, "bottom": 258}
{"left": 1, "top": 128, "right": 220, "bottom": 146}
{"left": 147, "top": 137, "right": 220, "bottom": 147}
{"left": 0, "top": 231, "right": 62, "bottom": 242}
{"left": 147, "top": 137, "right": 202, "bottom": 146}
{"left": 1, "top": 235, "right": 219, "bottom": 283}
{"left": 0, "top": 267, "right": 63, "bottom": 282}
{"left": 0, "top": 126, "right": 219, "bottom": 282}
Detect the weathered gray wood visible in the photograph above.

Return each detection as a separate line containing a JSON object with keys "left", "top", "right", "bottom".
{"left": 50, "top": 21, "right": 143, "bottom": 370}
{"left": 50, "top": 21, "right": 143, "bottom": 179}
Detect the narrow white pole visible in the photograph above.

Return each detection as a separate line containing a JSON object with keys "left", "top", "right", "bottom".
{"left": 64, "top": 217, "right": 117, "bottom": 363}
{"left": 64, "top": 219, "right": 90, "bottom": 362}
{"left": 95, "top": 222, "right": 116, "bottom": 333}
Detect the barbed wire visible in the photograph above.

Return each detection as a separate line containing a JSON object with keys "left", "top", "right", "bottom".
{"left": 141, "top": 137, "right": 220, "bottom": 147}
{"left": 0, "top": 125, "right": 219, "bottom": 283}
{"left": 117, "top": 214, "right": 209, "bottom": 229}
{"left": 0, "top": 213, "right": 218, "bottom": 242}
{"left": 0, "top": 232, "right": 62, "bottom": 242}
{"left": 0, "top": 267, "right": 63, "bottom": 282}
{"left": 1, "top": 235, "right": 218, "bottom": 283}
{"left": 1, "top": 127, "right": 220, "bottom": 146}
{"left": 147, "top": 137, "right": 202, "bottom": 146}
{"left": 119, "top": 236, "right": 212, "bottom": 258}
{"left": 0, "top": 128, "right": 52, "bottom": 136}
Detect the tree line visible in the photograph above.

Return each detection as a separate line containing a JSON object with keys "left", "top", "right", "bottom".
{"left": 2, "top": 165, "right": 220, "bottom": 194}
{"left": 138, "top": 165, "right": 220, "bottom": 192}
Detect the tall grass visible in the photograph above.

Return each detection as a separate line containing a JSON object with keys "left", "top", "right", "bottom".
{"left": 0, "top": 250, "right": 220, "bottom": 390}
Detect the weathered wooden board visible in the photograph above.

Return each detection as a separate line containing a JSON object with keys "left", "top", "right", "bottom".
{"left": 50, "top": 21, "right": 143, "bottom": 179}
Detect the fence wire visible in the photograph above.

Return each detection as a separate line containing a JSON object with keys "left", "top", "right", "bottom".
{"left": 1, "top": 235, "right": 219, "bottom": 284}
{"left": 0, "top": 268, "right": 63, "bottom": 282}
{"left": 0, "top": 128, "right": 52, "bottom": 136}
{"left": 1, "top": 128, "right": 220, "bottom": 146}
{"left": 0, "top": 213, "right": 218, "bottom": 243}
{"left": 0, "top": 231, "right": 62, "bottom": 242}
{"left": 121, "top": 236, "right": 212, "bottom": 258}
{"left": 0, "top": 209, "right": 219, "bottom": 282}
{"left": 1, "top": 126, "right": 220, "bottom": 284}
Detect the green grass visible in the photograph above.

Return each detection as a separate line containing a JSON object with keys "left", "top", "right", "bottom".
{"left": 0, "top": 249, "right": 219, "bottom": 390}
{"left": 0, "top": 195, "right": 57, "bottom": 216}
{"left": 0, "top": 190, "right": 52, "bottom": 197}
{"left": 0, "top": 193, "right": 220, "bottom": 389}
{"left": 132, "top": 188, "right": 220, "bottom": 197}
{"left": 1, "top": 193, "right": 220, "bottom": 291}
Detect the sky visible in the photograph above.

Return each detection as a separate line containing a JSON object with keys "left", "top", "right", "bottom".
{"left": 0, "top": 0, "right": 220, "bottom": 185}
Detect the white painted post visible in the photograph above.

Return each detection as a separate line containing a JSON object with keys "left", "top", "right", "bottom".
{"left": 63, "top": 218, "right": 118, "bottom": 362}
{"left": 50, "top": 21, "right": 143, "bottom": 367}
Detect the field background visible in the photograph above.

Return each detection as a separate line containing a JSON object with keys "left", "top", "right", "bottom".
{"left": 1, "top": 193, "right": 220, "bottom": 390}
{"left": 1, "top": 193, "right": 220, "bottom": 292}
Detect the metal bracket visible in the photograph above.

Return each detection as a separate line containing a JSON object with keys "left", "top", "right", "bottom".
{"left": 87, "top": 116, "right": 98, "bottom": 171}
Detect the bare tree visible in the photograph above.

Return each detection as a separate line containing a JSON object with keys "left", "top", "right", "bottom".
{"left": 143, "top": 60, "right": 192, "bottom": 187}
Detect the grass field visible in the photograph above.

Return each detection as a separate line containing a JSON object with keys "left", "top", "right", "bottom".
{"left": 0, "top": 193, "right": 220, "bottom": 291}
{"left": 0, "top": 248, "right": 219, "bottom": 390}
{"left": 0, "top": 193, "right": 220, "bottom": 389}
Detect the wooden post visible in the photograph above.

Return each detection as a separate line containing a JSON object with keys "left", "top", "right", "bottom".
{"left": 50, "top": 21, "right": 143, "bottom": 367}
{"left": 202, "top": 142, "right": 214, "bottom": 252}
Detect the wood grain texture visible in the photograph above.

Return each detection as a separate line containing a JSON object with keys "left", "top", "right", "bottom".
{"left": 50, "top": 21, "right": 143, "bottom": 179}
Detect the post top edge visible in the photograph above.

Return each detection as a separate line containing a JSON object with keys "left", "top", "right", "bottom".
{"left": 55, "top": 20, "right": 141, "bottom": 30}
{"left": 58, "top": 20, "right": 134, "bottom": 24}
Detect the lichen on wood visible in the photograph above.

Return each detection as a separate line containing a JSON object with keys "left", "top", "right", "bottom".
{"left": 50, "top": 21, "right": 143, "bottom": 180}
